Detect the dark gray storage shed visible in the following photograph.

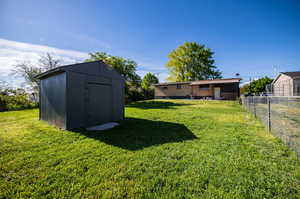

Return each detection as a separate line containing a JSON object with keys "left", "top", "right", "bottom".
{"left": 36, "top": 61, "right": 124, "bottom": 130}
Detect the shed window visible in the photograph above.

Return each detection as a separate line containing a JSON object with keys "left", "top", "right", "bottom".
{"left": 199, "top": 84, "right": 209, "bottom": 90}
{"left": 177, "top": 84, "right": 182, "bottom": 89}
{"left": 163, "top": 86, "right": 168, "bottom": 90}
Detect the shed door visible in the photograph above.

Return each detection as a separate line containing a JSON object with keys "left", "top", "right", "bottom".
{"left": 86, "top": 83, "right": 112, "bottom": 126}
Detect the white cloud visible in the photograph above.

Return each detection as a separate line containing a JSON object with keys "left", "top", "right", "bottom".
{"left": 0, "top": 38, "right": 88, "bottom": 63}
{"left": 0, "top": 38, "right": 169, "bottom": 88}
{"left": 0, "top": 38, "right": 89, "bottom": 87}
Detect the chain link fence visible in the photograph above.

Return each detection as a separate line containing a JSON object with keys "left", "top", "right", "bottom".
{"left": 241, "top": 96, "right": 300, "bottom": 156}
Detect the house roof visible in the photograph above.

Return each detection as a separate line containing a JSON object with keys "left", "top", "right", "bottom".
{"left": 272, "top": 71, "right": 300, "bottom": 84}
{"left": 281, "top": 71, "right": 300, "bottom": 78}
{"left": 190, "top": 78, "right": 241, "bottom": 85}
{"left": 154, "top": 78, "right": 241, "bottom": 86}
{"left": 153, "top": 81, "right": 191, "bottom": 86}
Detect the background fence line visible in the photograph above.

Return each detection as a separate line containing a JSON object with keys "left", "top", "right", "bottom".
{"left": 241, "top": 96, "right": 300, "bottom": 156}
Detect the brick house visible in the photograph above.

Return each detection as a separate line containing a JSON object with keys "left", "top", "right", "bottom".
{"left": 154, "top": 78, "right": 241, "bottom": 100}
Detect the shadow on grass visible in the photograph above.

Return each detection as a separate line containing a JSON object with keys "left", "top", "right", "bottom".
{"left": 126, "top": 101, "right": 189, "bottom": 109}
{"left": 78, "top": 117, "right": 197, "bottom": 151}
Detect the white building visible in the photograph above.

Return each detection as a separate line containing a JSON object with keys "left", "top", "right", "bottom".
{"left": 272, "top": 72, "right": 300, "bottom": 96}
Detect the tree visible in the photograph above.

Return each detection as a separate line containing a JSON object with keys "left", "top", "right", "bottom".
{"left": 141, "top": 73, "right": 159, "bottom": 90}
{"left": 166, "top": 42, "right": 222, "bottom": 82}
{"left": 246, "top": 77, "right": 273, "bottom": 94}
{"left": 141, "top": 73, "right": 159, "bottom": 99}
{"left": 38, "top": 53, "right": 61, "bottom": 71}
{"left": 12, "top": 61, "right": 42, "bottom": 92}
{"left": 12, "top": 53, "right": 61, "bottom": 92}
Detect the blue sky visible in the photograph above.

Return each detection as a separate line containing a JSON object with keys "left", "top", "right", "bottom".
{"left": 0, "top": 0, "right": 299, "bottom": 86}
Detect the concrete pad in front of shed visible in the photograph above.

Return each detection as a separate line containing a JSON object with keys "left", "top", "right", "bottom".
{"left": 86, "top": 122, "right": 119, "bottom": 131}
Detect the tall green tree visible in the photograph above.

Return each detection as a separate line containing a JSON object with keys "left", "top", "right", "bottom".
{"left": 246, "top": 77, "right": 273, "bottom": 94}
{"left": 166, "top": 42, "right": 221, "bottom": 81}
{"left": 141, "top": 73, "right": 159, "bottom": 90}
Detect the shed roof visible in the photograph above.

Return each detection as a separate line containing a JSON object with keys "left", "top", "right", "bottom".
{"left": 35, "top": 67, "right": 65, "bottom": 79}
{"left": 35, "top": 60, "right": 123, "bottom": 80}
{"left": 154, "top": 78, "right": 241, "bottom": 86}
{"left": 281, "top": 71, "right": 300, "bottom": 78}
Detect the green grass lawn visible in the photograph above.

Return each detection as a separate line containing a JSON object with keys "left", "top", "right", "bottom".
{"left": 1, "top": 100, "right": 300, "bottom": 199}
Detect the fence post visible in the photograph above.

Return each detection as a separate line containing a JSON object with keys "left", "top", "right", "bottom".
{"left": 247, "top": 96, "right": 250, "bottom": 110}
{"left": 267, "top": 97, "right": 271, "bottom": 132}
{"left": 250, "top": 96, "right": 253, "bottom": 111}
{"left": 253, "top": 97, "right": 256, "bottom": 117}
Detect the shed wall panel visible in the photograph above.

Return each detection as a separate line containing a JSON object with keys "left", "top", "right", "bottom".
{"left": 66, "top": 71, "right": 86, "bottom": 129}
{"left": 68, "top": 61, "right": 122, "bottom": 80}
{"left": 86, "top": 83, "right": 112, "bottom": 126}
{"left": 111, "top": 79, "right": 125, "bottom": 121}
{"left": 69, "top": 62, "right": 101, "bottom": 75}
{"left": 40, "top": 72, "right": 66, "bottom": 129}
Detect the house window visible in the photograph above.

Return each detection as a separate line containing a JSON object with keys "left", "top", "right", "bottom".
{"left": 177, "top": 84, "right": 181, "bottom": 89}
{"left": 199, "top": 84, "right": 209, "bottom": 90}
{"left": 221, "top": 83, "right": 236, "bottom": 92}
{"left": 163, "top": 86, "right": 168, "bottom": 90}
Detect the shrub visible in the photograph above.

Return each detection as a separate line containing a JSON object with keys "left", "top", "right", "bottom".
{"left": 0, "top": 91, "right": 38, "bottom": 112}
{"left": 125, "top": 89, "right": 145, "bottom": 104}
